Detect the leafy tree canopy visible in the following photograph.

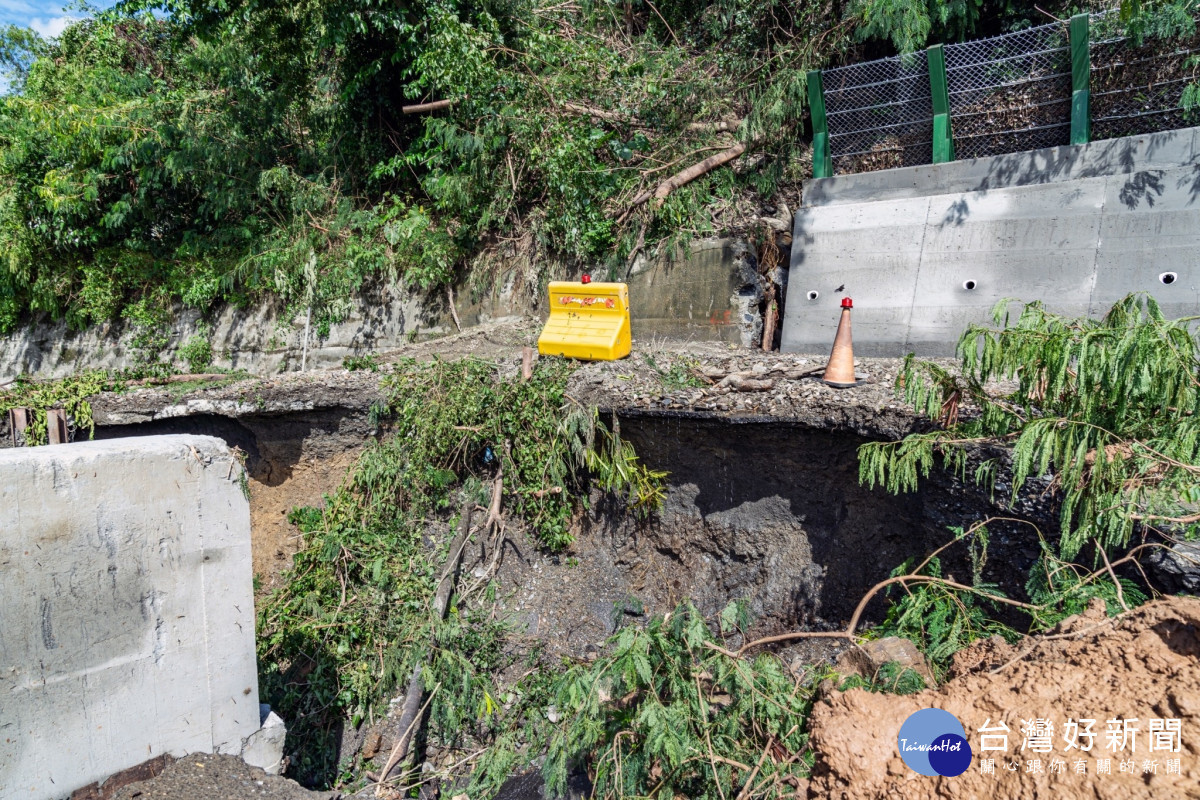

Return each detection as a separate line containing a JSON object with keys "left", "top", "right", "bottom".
{"left": 0, "top": 0, "right": 1195, "bottom": 337}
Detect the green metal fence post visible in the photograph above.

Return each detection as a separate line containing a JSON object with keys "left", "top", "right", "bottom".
{"left": 1069, "top": 13, "right": 1091, "bottom": 145}
{"left": 807, "top": 70, "right": 833, "bottom": 178}
{"left": 927, "top": 44, "right": 955, "bottom": 163}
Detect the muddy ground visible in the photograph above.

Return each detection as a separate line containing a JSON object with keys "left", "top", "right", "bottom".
{"left": 808, "top": 595, "right": 1200, "bottom": 799}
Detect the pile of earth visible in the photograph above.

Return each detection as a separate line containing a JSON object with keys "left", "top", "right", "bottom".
{"left": 807, "top": 595, "right": 1200, "bottom": 799}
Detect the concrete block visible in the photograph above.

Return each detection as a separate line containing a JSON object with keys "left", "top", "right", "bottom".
{"left": 1091, "top": 166, "right": 1200, "bottom": 319}
{"left": 907, "top": 180, "right": 1104, "bottom": 354}
{"left": 627, "top": 238, "right": 753, "bottom": 344}
{"left": 0, "top": 435, "right": 257, "bottom": 800}
{"left": 241, "top": 705, "right": 288, "bottom": 775}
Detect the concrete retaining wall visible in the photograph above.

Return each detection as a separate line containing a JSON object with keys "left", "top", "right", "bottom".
{"left": 0, "top": 435, "right": 259, "bottom": 799}
{"left": 627, "top": 238, "right": 765, "bottom": 347}
{"left": 0, "top": 238, "right": 764, "bottom": 380}
{"left": 782, "top": 126, "right": 1200, "bottom": 356}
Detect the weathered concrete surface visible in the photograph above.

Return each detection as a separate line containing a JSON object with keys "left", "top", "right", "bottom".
{"left": 783, "top": 126, "right": 1200, "bottom": 356}
{"left": 0, "top": 239, "right": 763, "bottom": 380}
{"left": 627, "top": 238, "right": 763, "bottom": 346}
{"left": 0, "top": 435, "right": 258, "bottom": 800}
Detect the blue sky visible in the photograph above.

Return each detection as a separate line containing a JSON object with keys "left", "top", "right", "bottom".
{"left": 1, "top": 0, "right": 116, "bottom": 92}
{"left": 0, "top": 0, "right": 108, "bottom": 38}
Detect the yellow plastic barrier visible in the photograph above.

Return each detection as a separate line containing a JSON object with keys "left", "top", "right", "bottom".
{"left": 537, "top": 281, "right": 631, "bottom": 361}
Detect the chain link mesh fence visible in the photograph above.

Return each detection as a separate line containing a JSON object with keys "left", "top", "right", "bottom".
{"left": 943, "top": 22, "right": 1073, "bottom": 160}
{"left": 1090, "top": 10, "right": 1200, "bottom": 141}
{"left": 821, "top": 14, "right": 1200, "bottom": 175}
{"left": 822, "top": 52, "right": 933, "bottom": 175}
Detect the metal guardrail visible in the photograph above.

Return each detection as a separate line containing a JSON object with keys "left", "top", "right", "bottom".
{"left": 808, "top": 10, "right": 1200, "bottom": 177}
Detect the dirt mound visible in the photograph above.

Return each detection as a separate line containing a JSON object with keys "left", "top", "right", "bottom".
{"left": 806, "top": 596, "right": 1200, "bottom": 799}
{"left": 110, "top": 753, "right": 337, "bottom": 799}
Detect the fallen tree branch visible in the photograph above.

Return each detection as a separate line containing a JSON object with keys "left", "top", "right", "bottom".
{"left": 561, "top": 101, "right": 742, "bottom": 135}
{"left": 1096, "top": 539, "right": 1131, "bottom": 613}
{"left": 653, "top": 142, "right": 745, "bottom": 206}
{"left": 622, "top": 142, "right": 748, "bottom": 218}
{"left": 482, "top": 442, "right": 510, "bottom": 578}
{"left": 403, "top": 99, "right": 456, "bottom": 115}
{"left": 375, "top": 504, "right": 474, "bottom": 791}
{"left": 686, "top": 119, "right": 740, "bottom": 132}
{"left": 562, "top": 101, "right": 633, "bottom": 124}
{"left": 374, "top": 683, "right": 441, "bottom": 787}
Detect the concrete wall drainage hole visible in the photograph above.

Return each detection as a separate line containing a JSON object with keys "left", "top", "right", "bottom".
{"left": 807, "top": 290, "right": 819, "bottom": 301}
{"left": 1160, "top": 272, "right": 1178, "bottom": 285}
{"left": 962, "top": 280, "right": 977, "bottom": 291}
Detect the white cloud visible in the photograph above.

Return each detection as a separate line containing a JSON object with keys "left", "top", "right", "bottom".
{"left": 29, "top": 14, "right": 78, "bottom": 38}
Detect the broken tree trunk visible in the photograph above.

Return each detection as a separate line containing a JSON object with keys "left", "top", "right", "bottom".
{"left": 562, "top": 101, "right": 742, "bottom": 135}
{"left": 652, "top": 142, "right": 745, "bottom": 206}
{"left": 375, "top": 504, "right": 474, "bottom": 790}
{"left": 686, "top": 119, "right": 740, "bottom": 132}
{"left": 761, "top": 284, "right": 777, "bottom": 352}
{"left": 521, "top": 347, "right": 534, "bottom": 381}
{"left": 624, "top": 142, "right": 748, "bottom": 216}
{"left": 562, "top": 101, "right": 632, "bottom": 124}
{"left": 403, "top": 99, "right": 456, "bottom": 115}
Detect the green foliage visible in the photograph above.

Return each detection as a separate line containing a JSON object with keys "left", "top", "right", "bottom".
{"left": 836, "top": 660, "right": 928, "bottom": 694}
{"left": 1024, "top": 542, "right": 1149, "bottom": 630}
{"left": 645, "top": 353, "right": 705, "bottom": 390}
{"left": 257, "top": 358, "right": 666, "bottom": 786}
{"left": 870, "top": 556, "right": 1017, "bottom": 680}
{"left": 847, "top": 0, "right": 986, "bottom": 53}
{"left": 342, "top": 353, "right": 380, "bottom": 372}
{"left": 0, "top": 364, "right": 245, "bottom": 444}
{"left": 1115, "top": 0, "right": 1199, "bottom": 44}
{"left": 0, "top": 0, "right": 855, "bottom": 334}
{"left": 544, "top": 601, "right": 814, "bottom": 800}
{"left": 860, "top": 294, "right": 1200, "bottom": 559}
{"left": 586, "top": 421, "right": 669, "bottom": 518}
{"left": 382, "top": 358, "right": 666, "bottom": 548}
{"left": 0, "top": 370, "right": 112, "bottom": 444}
{"left": 0, "top": 25, "right": 43, "bottom": 91}
{"left": 1184, "top": 55, "right": 1200, "bottom": 121}
{"left": 178, "top": 324, "right": 214, "bottom": 373}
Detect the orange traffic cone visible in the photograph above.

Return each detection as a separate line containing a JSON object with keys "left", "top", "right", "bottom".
{"left": 822, "top": 297, "right": 858, "bottom": 388}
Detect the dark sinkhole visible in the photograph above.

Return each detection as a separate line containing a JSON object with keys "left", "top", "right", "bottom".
{"left": 86, "top": 405, "right": 1047, "bottom": 632}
